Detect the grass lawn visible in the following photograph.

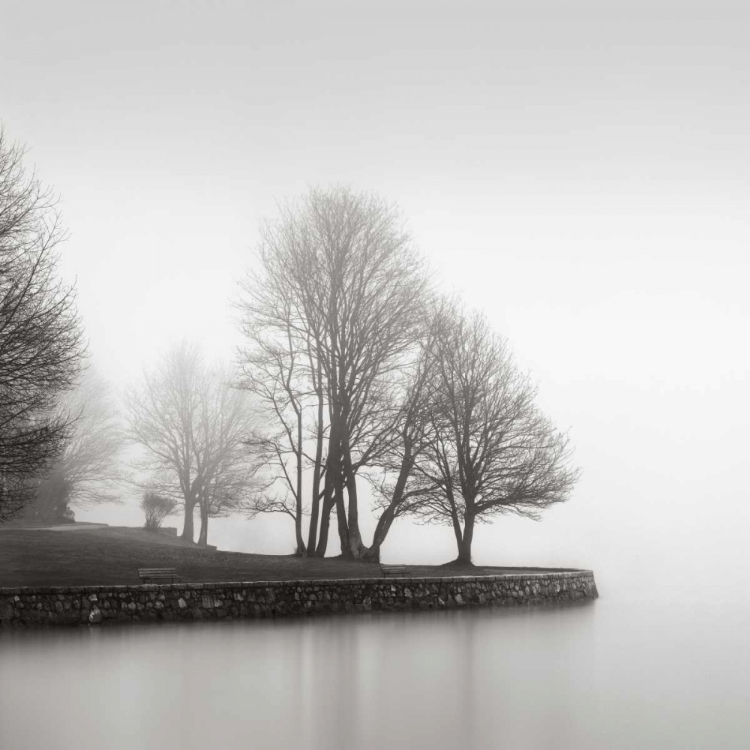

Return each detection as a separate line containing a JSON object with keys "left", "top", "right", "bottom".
{"left": 0, "top": 525, "right": 571, "bottom": 588}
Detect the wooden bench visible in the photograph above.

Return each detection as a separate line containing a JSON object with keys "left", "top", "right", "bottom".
{"left": 138, "top": 567, "right": 181, "bottom": 584}
{"left": 380, "top": 564, "right": 410, "bottom": 577}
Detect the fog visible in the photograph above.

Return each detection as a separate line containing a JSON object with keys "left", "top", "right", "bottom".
{"left": 6, "top": 599, "right": 750, "bottom": 750}
{"left": 2, "top": 1, "right": 748, "bottom": 600}
{"left": 3, "top": 4, "right": 750, "bottom": 749}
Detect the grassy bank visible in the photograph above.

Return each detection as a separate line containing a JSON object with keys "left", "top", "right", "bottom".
{"left": 0, "top": 525, "right": 568, "bottom": 587}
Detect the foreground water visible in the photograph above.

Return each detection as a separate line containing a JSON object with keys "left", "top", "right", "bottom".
{"left": 1, "top": 581, "right": 748, "bottom": 750}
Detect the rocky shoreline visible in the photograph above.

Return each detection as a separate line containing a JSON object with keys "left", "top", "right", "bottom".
{"left": 0, "top": 570, "right": 598, "bottom": 628}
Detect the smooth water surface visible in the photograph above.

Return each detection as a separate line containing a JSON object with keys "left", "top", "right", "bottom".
{"left": 1, "top": 583, "right": 748, "bottom": 750}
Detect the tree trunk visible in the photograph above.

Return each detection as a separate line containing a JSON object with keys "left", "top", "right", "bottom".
{"left": 315, "top": 469, "right": 334, "bottom": 557}
{"left": 197, "top": 503, "right": 209, "bottom": 547}
{"left": 294, "top": 409, "right": 305, "bottom": 556}
{"left": 306, "top": 367, "right": 325, "bottom": 555}
{"left": 362, "top": 543, "right": 382, "bottom": 563}
{"left": 293, "top": 506, "right": 306, "bottom": 556}
{"left": 362, "top": 506, "right": 396, "bottom": 562}
{"left": 181, "top": 500, "right": 196, "bottom": 543}
{"left": 334, "top": 474, "right": 350, "bottom": 557}
{"left": 327, "top": 418, "right": 350, "bottom": 557}
{"left": 340, "top": 429, "right": 367, "bottom": 558}
{"left": 306, "top": 479, "right": 321, "bottom": 556}
{"left": 343, "top": 460, "right": 366, "bottom": 558}
{"left": 455, "top": 512, "right": 475, "bottom": 564}
{"left": 363, "top": 448, "right": 413, "bottom": 562}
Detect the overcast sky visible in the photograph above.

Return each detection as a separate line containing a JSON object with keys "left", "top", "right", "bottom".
{"left": 2, "top": 1, "right": 748, "bottom": 593}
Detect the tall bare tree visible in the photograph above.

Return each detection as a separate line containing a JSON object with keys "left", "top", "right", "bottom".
{"left": 407, "top": 303, "right": 580, "bottom": 564}
{"left": 0, "top": 130, "right": 86, "bottom": 521}
{"left": 238, "top": 187, "right": 431, "bottom": 558}
{"left": 237, "top": 209, "right": 330, "bottom": 556}
{"left": 125, "top": 343, "right": 259, "bottom": 546}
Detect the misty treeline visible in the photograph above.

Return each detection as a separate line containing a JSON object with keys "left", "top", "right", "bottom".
{"left": 236, "top": 188, "right": 579, "bottom": 563}
{"left": 0, "top": 126, "right": 577, "bottom": 561}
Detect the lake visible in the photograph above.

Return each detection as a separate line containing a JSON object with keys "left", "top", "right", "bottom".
{"left": 1, "top": 576, "right": 747, "bottom": 750}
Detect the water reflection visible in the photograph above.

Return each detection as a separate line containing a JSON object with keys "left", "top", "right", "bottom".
{"left": 1, "top": 597, "right": 747, "bottom": 749}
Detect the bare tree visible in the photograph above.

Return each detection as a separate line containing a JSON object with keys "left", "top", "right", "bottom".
{"left": 238, "top": 310, "right": 311, "bottom": 555}
{"left": 238, "top": 187, "right": 431, "bottom": 558}
{"left": 0, "top": 130, "right": 86, "bottom": 521}
{"left": 124, "top": 343, "right": 259, "bottom": 546}
{"left": 27, "top": 370, "right": 124, "bottom": 522}
{"left": 124, "top": 343, "right": 203, "bottom": 541}
{"left": 408, "top": 303, "right": 580, "bottom": 564}
{"left": 237, "top": 210, "right": 331, "bottom": 556}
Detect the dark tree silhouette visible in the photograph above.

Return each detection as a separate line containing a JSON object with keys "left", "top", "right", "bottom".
{"left": 0, "top": 130, "right": 86, "bottom": 521}
{"left": 408, "top": 302, "right": 580, "bottom": 564}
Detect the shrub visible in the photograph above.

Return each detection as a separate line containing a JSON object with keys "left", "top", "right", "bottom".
{"left": 141, "top": 492, "right": 177, "bottom": 531}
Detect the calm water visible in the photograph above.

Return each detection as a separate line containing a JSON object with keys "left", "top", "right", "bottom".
{"left": 1, "top": 581, "right": 748, "bottom": 750}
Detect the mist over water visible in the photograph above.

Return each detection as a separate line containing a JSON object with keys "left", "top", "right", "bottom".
{"left": 2, "top": 2, "right": 749, "bottom": 747}
{"left": 3, "top": 590, "right": 749, "bottom": 750}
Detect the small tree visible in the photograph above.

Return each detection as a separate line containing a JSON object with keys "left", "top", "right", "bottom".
{"left": 141, "top": 492, "right": 177, "bottom": 531}
{"left": 408, "top": 302, "right": 580, "bottom": 564}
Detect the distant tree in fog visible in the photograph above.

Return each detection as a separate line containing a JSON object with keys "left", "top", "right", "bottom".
{"left": 27, "top": 370, "right": 124, "bottom": 522}
{"left": 237, "top": 186, "right": 432, "bottom": 559}
{"left": 124, "top": 343, "right": 260, "bottom": 546}
{"left": 141, "top": 492, "right": 178, "bottom": 531}
{"left": 0, "top": 130, "right": 86, "bottom": 521}
{"left": 406, "top": 302, "right": 579, "bottom": 564}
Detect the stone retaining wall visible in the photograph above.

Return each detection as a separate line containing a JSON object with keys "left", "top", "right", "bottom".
{"left": 0, "top": 570, "right": 598, "bottom": 628}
